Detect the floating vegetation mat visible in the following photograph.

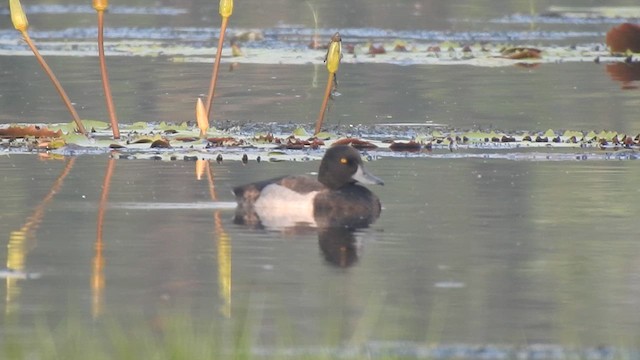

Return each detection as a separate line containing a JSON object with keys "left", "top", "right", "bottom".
{"left": 2, "top": 121, "right": 639, "bottom": 162}
{"left": 0, "top": 29, "right": 626, "bottom": 67}
{"left": 1, "top": 5, "right": 639, "bottom": 66}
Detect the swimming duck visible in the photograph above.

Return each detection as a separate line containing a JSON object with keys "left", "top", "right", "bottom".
{"left": 233, "top": 145, "right": 383, "bottom": 228}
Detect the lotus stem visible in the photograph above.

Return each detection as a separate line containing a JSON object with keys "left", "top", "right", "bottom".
{"left": 205, "top": 0, "right": 234, "bottom": 121}
{"left": 10, "top": 0, "right": 87, "bottom": 136}
{"left": 22, "top": 32, "right": 88, "bottom": 136}
{"left": 205, "top": 16, "right": 230, "bottom": 120}
{"left": 314, "top": 32, "right": 342, "bottom": 135}
{"left": 96, "top": 8, "right": 120, "bottom": 139}
{"left": 315, "top": 72, "right": 334, "bottom": 135}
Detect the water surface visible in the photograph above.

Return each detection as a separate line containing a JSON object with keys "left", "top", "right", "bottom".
{"left": 2, "top": 154, "right": 640, "bottom": 355}
{"left": 2, "top": 57, "right": 639, "bottom": 135}
{"left": 2, "top": 0, "right": 640, "bottom": 357}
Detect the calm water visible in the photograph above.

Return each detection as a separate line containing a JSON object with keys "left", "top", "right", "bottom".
{"left": 2, "top": 57, "right": 640, "bottom": 135}
{"left": 3, "top": 0, "right": 640, "bottom": 357}
{"left": 2, "top": 155, "right": 640, "bottom": 353}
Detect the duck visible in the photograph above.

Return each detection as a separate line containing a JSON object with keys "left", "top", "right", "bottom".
{"left": 233, "top": 145, "right": 383, "bottom": 229}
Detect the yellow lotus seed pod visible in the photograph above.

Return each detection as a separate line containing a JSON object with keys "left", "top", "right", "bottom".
{"left": 219, "top": 0, "right": 233, "bottom": 18}
{"left": 93, "top": 0, "right": 109, "bottom": 11}
{"left": 9, "top": 0, "right": 29, "bottom": 32}
{"left": 326, "top": 33, "right": 342, "bottom": 74}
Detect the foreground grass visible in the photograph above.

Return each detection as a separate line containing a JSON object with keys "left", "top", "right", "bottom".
{"left": 1, "top": 315, "right": 256, "bottom": 360}
{"left": 2, "top": 311, "right": 633, "bottom": 359}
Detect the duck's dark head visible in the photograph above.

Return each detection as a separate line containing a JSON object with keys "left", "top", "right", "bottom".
{"left": 318, "top": 145, "right": 384, "bottom": 190}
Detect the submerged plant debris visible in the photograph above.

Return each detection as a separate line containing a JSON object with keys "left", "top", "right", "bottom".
{"left": 2, "top": 121, "right": 639, "bottom": 162}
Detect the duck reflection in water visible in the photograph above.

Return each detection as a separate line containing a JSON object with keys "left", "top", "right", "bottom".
{"left": 233, "top": 145, "right": 383, "bottom": 267}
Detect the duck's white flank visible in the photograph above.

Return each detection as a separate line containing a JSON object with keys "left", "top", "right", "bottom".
{"left": 254, "top": 184, "right": 319, "bottom": 228}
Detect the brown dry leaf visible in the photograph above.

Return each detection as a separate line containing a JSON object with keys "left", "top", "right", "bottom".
{"left": 253, "top": 133, "right": 275, "bottom": 143}
{"left": 623, "top": 135, "right": 635, "bottom": 147}
{"left": 281, "top": 136, "right": 306, "bottom": 150}
{"left": 308, "top": 138, "right": 325, "bottom": 149}
{"left": 150, "top": 139, "right": 171, "bottom": 148}
{"left": 0, "top": 125, "right": 62, "bottom": 138}
{"left": 333, "top": 138, "right": 378, "bottom": 150}
{"left": 500, "top": 47, "right": 542, "bottom": 60}
{"left": 606, "top": 23, "right": 640, "bottom": 53}
{"left": 368, "top": 44, "right": 386, "bottom": 55}
{"left": 389, "top": 140, "right": 421, "bottom": 152}
{"left": 393, "top": 44, "right": 409, "bottom": 52}
{"left": 206, "top": 137, "right": 243, "bottom": 147}
{"left": 175, "top": 136, "right": 200, "bottom": 142}
{"left": 270, "top": 136, "right": 323, "bottom": 150}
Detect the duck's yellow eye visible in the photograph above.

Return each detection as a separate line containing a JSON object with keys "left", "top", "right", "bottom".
{"left": 340, "top": 157, "right": 348, "bottom": 165}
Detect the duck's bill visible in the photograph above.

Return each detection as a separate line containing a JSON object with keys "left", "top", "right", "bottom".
{"left": 353, "top": 165, "right": 384, "bottom": 186}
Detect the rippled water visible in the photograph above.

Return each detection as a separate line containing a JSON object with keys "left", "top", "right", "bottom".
{"left": 3, "top": 0, "right": 640, "bottom": 358}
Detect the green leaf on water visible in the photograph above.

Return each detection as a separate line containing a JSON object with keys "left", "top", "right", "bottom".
{"left": 462, "top": 131, "right": 485, "bottom": 140}
{"left": 597, "top": 130, "right": 617, "bottom": 141}
{"left": 83, "top": 120, "right": 110, "bottom": 131}
{"left": 439, "top": 41, "right": 460, "bottom": 50}
{"left": 315, "top": 131, "right": 333, "bottom": 139}
{"left": 415, "top": 134, "right": 430, "bottom": 143}
{"left": 50, "top": 120, "right": 109, "bottom": 133}
{"left": 487, "top": 131, "right": 503, "bottom": 140}
{"left": 563, "top": 130, "right": 584, "bottom": 139}
{"left": 129, "top": 122, "right": 148, "bottom": 130}
{"left": 432, "top": 130, "right": 445, "bottom": 138}
{"left": 61, "top": 132, "right": 87, "bottom": 143}
{"left": 292, "top": 127, "right": 310, "bottom": 137}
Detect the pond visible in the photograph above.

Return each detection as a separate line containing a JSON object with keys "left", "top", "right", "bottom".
{"left": 2, "top": 0, "right": 640, "bottom": 358}
{"left": 2, "top": 154, "right": 640, "bottom": 357}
